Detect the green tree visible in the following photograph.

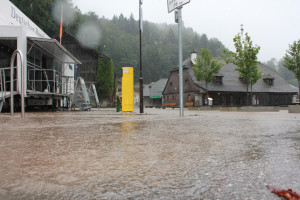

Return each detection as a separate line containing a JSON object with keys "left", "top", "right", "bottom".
{"left": 96, "top": 58, "right": 115, "bottom": 101}
{"left": 193, "top": 48, "right": 223, "bottom": 100}
{"left": 264, "top": 58, "right": 298, "bottom": 87}
{"left": 223, "top": 25, "right": 261, "bottom": 105}
{"left": 193, "top": 35, "right": 201, "bottom": 51}
{"left": 200, "top": 34, "right": 209, "bottom": 49}
{"left": 278, "top": 59, "right": 298, "bottom": 86}
{"left": 264, "top": 58, "right": 278, "bottom": 71}
{"left": 249, "top": 65, "right": 262, "bottom": 103}
{"left": 283, "top": 40, "right": 300, "bottom": 98}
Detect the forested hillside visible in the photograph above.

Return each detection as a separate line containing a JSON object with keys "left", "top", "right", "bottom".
{"left": 264, "top": 58, "right": 298, "bottom": 87}
{"left": 10, "top": 0, "right": 226, "bottom": 83}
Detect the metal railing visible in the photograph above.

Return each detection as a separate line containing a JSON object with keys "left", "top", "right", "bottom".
{"left": 27, "top": 61, "right": 64, "bottom": 94}
{"left": 61, "top": 76, "right": 75, "bottom": 95}
{"left": 10, "top": 50, "right": 25, "bottom": 118}
{"left": 88, "top": 84, "right": 100, "bottom": 109}
{"left": 27, "top": 61, "right": 76, "bottom": 97}
{"left": 0, "top": 67, "right": 17, "bottom": 101}
{"left": 71, "top": 77, "right": 91, "bottom": 111}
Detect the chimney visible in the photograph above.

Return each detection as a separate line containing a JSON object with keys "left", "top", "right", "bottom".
{"left": 191, "top": 50, "right": 197, "bottom": 65}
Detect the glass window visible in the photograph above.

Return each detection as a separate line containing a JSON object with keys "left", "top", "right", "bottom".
{"left": 215, "top": 76, "right": 223, "bottom": 84}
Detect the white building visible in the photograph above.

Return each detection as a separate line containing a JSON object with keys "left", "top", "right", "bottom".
{"left": 0, "top": 0, "right": 81, "bottom": 111}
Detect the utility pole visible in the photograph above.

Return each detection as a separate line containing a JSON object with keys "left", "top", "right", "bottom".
{"left": 177, "top": 7, "right": 184, "bottom": 117}
{"left": 168, "top": 0, "right": 190, "bottom": 117}
{"left": 139, "top": 0, "right": 144, "bottom": 113}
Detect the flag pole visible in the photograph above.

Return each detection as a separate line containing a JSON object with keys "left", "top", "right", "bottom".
{"left": 59, "top": 5, "right": 64, "bottom": 44}
{"left": 139, "top": 0, "right": 144, "bottom": 113}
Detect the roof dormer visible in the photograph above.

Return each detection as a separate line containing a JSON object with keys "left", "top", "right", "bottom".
{"left": 263, "top": 74, "right": 275, "bottom": 86}
{"left": 213, "top": 73, "right": 224, "bottom": 84}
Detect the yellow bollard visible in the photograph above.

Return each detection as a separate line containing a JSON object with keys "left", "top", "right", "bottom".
{"left": 122, "top": 67, "right": 134, "bottom": 112}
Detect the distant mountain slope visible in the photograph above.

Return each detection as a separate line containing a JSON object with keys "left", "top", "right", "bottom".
{"left": 10, "top": 0, "right": 226, "bottom": 83}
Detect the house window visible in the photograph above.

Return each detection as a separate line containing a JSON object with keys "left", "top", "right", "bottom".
{"left": 69, "top": 64, "right": 73, "bottom": 70}
{"left": 264, "top": 78, "right": 274, "bottom": 86}
{"left": 214, "top": 76, "right": 223, "bottom": 84}
{"left": 170, "top": 82, "right": 173, "bottom": 87}
{"left": 239, "top": 77, "right": 247, "bottom": 84}
{"left": 172, "top": 96, "right": 175, "bottom": 100}
{"left": 188, "top": 94, "right": 192, "bottom": 101}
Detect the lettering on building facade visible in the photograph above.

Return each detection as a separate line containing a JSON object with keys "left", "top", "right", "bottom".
{"left": 11, "top": 6, "right": 45, "bottom": 38}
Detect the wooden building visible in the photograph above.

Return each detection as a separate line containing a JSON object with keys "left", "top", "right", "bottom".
{"left": 144, "top": 79, "right": 168, "bottom": 108}
{"left": 162, "top": 52, "right": 298, "bottom": 107}
{"left": 59, "top": 31, "right": 111, "bottom": 89}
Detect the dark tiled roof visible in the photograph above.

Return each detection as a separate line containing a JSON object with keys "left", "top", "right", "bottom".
{"left": 59, "top": 31, "right": 111, "bottom": 61}
{"left": 149, "top": 79, "right": 168, "bottom": 97}
{"left": 262, "top": 74, "right": 275, "bottom": 79}
{"left": 144, "top": 79, "right": 168, "bottom": 97}
{"left": 143, "top": 83, "right": 153, "bottom": 97}
{"left": 180, "top": 57, "right": 298, "bottom": 93}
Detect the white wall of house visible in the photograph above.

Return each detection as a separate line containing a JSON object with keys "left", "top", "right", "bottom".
{"left": 62, "top": 64, "right": 75, "bottom": 94}
{"left": 134, "top": 90, "right": 140, "bottom": 106}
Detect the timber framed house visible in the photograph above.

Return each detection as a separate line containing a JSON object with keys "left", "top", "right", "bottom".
{"left": 162, "top": 53, "right": 298, "bottom": 107}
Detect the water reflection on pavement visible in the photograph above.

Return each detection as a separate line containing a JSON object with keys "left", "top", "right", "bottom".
{"left": 0, "top": 108, "right": 299, "bottom": 199}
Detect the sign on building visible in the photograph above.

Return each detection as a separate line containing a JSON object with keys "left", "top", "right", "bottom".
{"left": 0, "top": 0, "right": 49, "bottom": 38}
{"left": 167, "top": 0, "right": 191, "bottom": 13}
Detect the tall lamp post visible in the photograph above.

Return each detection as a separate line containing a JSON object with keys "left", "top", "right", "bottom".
{"left": 168, "top": 0, "right": 191, "bottom": 117}
{"left": 177, "top": 7, "right": 183, "bottom": 117}
{"left": 139, "top": 0, "right": 144, "bottom": 113}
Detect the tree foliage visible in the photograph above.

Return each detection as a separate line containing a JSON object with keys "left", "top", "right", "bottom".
{"left": 264, "top": 58, "right": 298, "bottom": 87}
{"left": 283, "top": 40, "right": 300, "bottom": 97}
{"left": 193, "top": 48, "right": 223, "bottom": 97}
{"left": 223, "top": 25, "right": 261, "bottom": 105}
{"left": 249, "top": 65, "right": 262, "bottom": 99}
{"left": 96, "top": 58, "right": 115, "bottom": 100}
{"left": 264, "top": 58, "right": 278, "bottom": 71}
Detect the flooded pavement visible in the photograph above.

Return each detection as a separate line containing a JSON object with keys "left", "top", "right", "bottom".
{"left": 0, "top": 108, "right": 299, "bottom": 199}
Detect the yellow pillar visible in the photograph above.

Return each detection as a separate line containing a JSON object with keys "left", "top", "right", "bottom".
{"left": 122, "top": 67, "right": 134, "bottom": 112}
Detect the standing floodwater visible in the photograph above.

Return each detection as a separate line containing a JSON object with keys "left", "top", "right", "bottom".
{"left": 0, "top": 108, "right": 299, "bottom": 199}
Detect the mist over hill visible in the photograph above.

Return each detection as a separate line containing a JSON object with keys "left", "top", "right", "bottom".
{"left": 10, "top": 0, "right": 226, "bottom": 83}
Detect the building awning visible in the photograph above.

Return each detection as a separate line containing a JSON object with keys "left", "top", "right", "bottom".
{"left": 28, "top": 37, "right": 82, "bottom": 65}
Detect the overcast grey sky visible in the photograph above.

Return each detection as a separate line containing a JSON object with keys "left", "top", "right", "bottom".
{"left": 72, "top": 0, "right": 300, "bottom": 62}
